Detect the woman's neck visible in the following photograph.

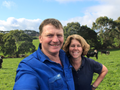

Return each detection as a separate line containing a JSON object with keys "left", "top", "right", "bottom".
{"left": 70, "top": 57, "right": 82, "bottom": 71}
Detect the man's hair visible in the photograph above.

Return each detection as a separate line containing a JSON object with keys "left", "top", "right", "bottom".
{"left": 39, "top": 18, "right": 63, "bottom": 36}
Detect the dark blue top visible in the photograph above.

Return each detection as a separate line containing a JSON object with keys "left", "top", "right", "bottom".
{"left": 13, "top": 44, "right": 75, "bottom": 90}
{"left": 72, "top": 56, "right": 102, "bottom": 90}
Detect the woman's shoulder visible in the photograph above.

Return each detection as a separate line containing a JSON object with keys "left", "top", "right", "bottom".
{"left": 82, "top": 56, "right": 99, "bottom": 65}
{"left": 82, "top": 56, "right": 95, "bottom": 62}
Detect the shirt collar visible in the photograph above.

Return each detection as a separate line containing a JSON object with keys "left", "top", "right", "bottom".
{"left": 81, "top": 56, "right": 85, "bottom": 68}
{"left": 36, "top": 43, "right": 70, "bottom": 65}
{"left": 36, "top": 43, "right": 72, "bottom": 68}
{"left": 36, "top": 43, "right": 50, "bottom": 62}
{"left": 72, "top": 56, "right": 85, "bottom": 71}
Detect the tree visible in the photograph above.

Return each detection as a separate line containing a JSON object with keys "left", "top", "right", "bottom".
{"left": 63, "top": 22, "right": 100, "bottom": 49}
{"left": 78, "top": 25, "right": 101, "bottom": 49}
{"left": 18, "top": 41, "right": 35, "bottom": 54}
{"left": 1, "top": 33, "right": 16, "bottom": 56}
{"left": 64, "top": 22, "right": 81, "bottom": 41}
{"left": 92, "top": 16, "right": 116, "bottom": 48}
{"left": 114, "top": 17, "right": 120, "bottom": 48}
{"left": 19, "top": 33, "right": 32, "bottom": 42}
{"left": 0, "top": 33, "right": 4, "bottom": 53}
{"left": 10, "top": 30, "right": 36, "bottom": 56}
{"left": 1, "top": 30, "right": 36, "bottom": 57}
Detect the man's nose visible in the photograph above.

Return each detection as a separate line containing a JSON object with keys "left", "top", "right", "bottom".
{"left": 52, "top": 36, "right": 59, "bottom": 42}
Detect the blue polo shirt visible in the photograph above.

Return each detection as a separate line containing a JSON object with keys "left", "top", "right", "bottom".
{"left": 72, "top": 56, "right": 102, "bottom": 90}
{"left": 13, "top": 44, "right": 75, "bottom": 90}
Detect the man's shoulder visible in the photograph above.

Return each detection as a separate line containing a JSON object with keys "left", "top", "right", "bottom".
{"left": 20, "top": 55, "right": 34, "bottom": 64}
{"left": 59, "top": 49, "right": 68, "bottom": 59}
{"left": 21, "top": 51, "right": 38, "bottom": 63}
{"left": 59, "top": 49, "right": 66, "bottom": 55}
{"left": 19, "top": 52, "right": 45, "bottom": 70}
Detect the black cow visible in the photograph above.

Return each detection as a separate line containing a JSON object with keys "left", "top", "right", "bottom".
{"left": 86, "top": 50, "right": 98, "bottom": 59}
{"left": 101, "top": 51, "right": 110, "bottom": 55}
{"left": 0, "top": 56, "right": 3, "bottom": 68}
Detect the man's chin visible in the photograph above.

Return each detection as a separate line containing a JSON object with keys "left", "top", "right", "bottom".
{"left": 51, "top": 50, "right": 60, "bottom": 54}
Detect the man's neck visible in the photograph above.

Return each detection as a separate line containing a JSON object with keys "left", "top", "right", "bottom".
{"left": 41, "top": 49, "right": 63, "bottom": 66}
{"left": 48, "top": 53, "right": 63, "bottom": 67}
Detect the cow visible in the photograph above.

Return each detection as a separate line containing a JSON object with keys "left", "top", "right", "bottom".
{"left": 20, "top": 54, "right": 26, "bottom": 58}
{"left": 101, "top": 51, "right": 110, "bottom": 55}
{"left": 86, "top": 50, "right": 98, "bottom": 59}
{"left": 0, "top": 55, "right": 4, "bottom": 68}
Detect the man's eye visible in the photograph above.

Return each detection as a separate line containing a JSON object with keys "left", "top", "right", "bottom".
{"left": 57, "top": 35, "right": 62, "bottom": 37}
{"left": 48, "top": 35, "right": 53, "bottom": 37}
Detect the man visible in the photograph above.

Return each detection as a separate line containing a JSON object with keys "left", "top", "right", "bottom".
{"left": 13, "top": 18, "right": 75, "bottom": 90}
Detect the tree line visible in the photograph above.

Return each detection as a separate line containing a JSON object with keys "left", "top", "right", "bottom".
{"left": 64, "top": 16, "right": 120, "bottom": 49}
{"left": 0, "top": 30, "right": 36, "bottom": 57}
{"left": 0, "top": 16, "right": 120, "bottom": 57}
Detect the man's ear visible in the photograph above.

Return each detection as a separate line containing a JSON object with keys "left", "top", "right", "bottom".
{"left": 39, "top": 36, "right": 42, "bottom": 43}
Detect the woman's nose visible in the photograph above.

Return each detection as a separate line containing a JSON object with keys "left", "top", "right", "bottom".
{"left": 74, "top": 46, "right": 78, "bottom": 49}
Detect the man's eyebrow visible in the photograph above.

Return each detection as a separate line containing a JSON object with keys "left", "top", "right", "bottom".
{"left": 45, "top": 32, "right": 53, "bottom": 34}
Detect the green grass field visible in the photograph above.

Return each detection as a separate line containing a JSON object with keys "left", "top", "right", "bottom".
{"left": 0, "top": 58, "right": 22, "bottom": 90}
{"left": 91, "top": 49, "right": 120, "bottom": 90}
{"left": 0, "top": 39, "right": 120, "bottom": 90}
{"left": 32, "top": 39, "right": 39, "bottom": 50}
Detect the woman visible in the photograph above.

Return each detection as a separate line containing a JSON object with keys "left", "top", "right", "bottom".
{"left": 63, "top": 34, "right": 108, "bottom": 90}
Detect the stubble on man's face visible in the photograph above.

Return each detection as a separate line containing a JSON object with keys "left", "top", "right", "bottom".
{"left": 39, "top": 24, "right": 64, "bottom": 55}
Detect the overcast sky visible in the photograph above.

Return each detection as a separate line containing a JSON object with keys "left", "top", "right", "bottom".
{"left": 0, "top": 0, "right": 120, "bottom": 32}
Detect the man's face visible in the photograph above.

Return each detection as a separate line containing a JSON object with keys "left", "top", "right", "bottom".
{"left": 39, "top": 24, "right": 64, "bottom": 55}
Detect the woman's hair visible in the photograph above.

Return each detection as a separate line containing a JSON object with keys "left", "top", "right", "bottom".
{"left": 39, "top": 18, "right": 63, "bottom": 36}
{"left": 62, "top": 34, "right": 90, "bottom": 56}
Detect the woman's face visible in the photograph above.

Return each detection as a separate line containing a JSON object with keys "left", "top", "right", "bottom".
{"left": 69, "top": 39, "right": 83, "bottom": 59}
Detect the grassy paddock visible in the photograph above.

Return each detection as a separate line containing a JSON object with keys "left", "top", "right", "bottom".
{"left": 0, "top": 58, "right": 23, "bottom": 90}
{"left": 91, "top": 49, "right": 120, "bottom": 90}
{"left": 0, "top": 41, "right": 120, "bottom": 90}
{"left": 32, "top": 39, "right": 39, "bottom": 50}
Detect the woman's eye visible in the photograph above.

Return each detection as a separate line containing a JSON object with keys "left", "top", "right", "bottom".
{"left": 77, "top": 45, "right": 81, "bottom": 47}
{"left": 71, "top": 45, "right": 75, "bottom": 47}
